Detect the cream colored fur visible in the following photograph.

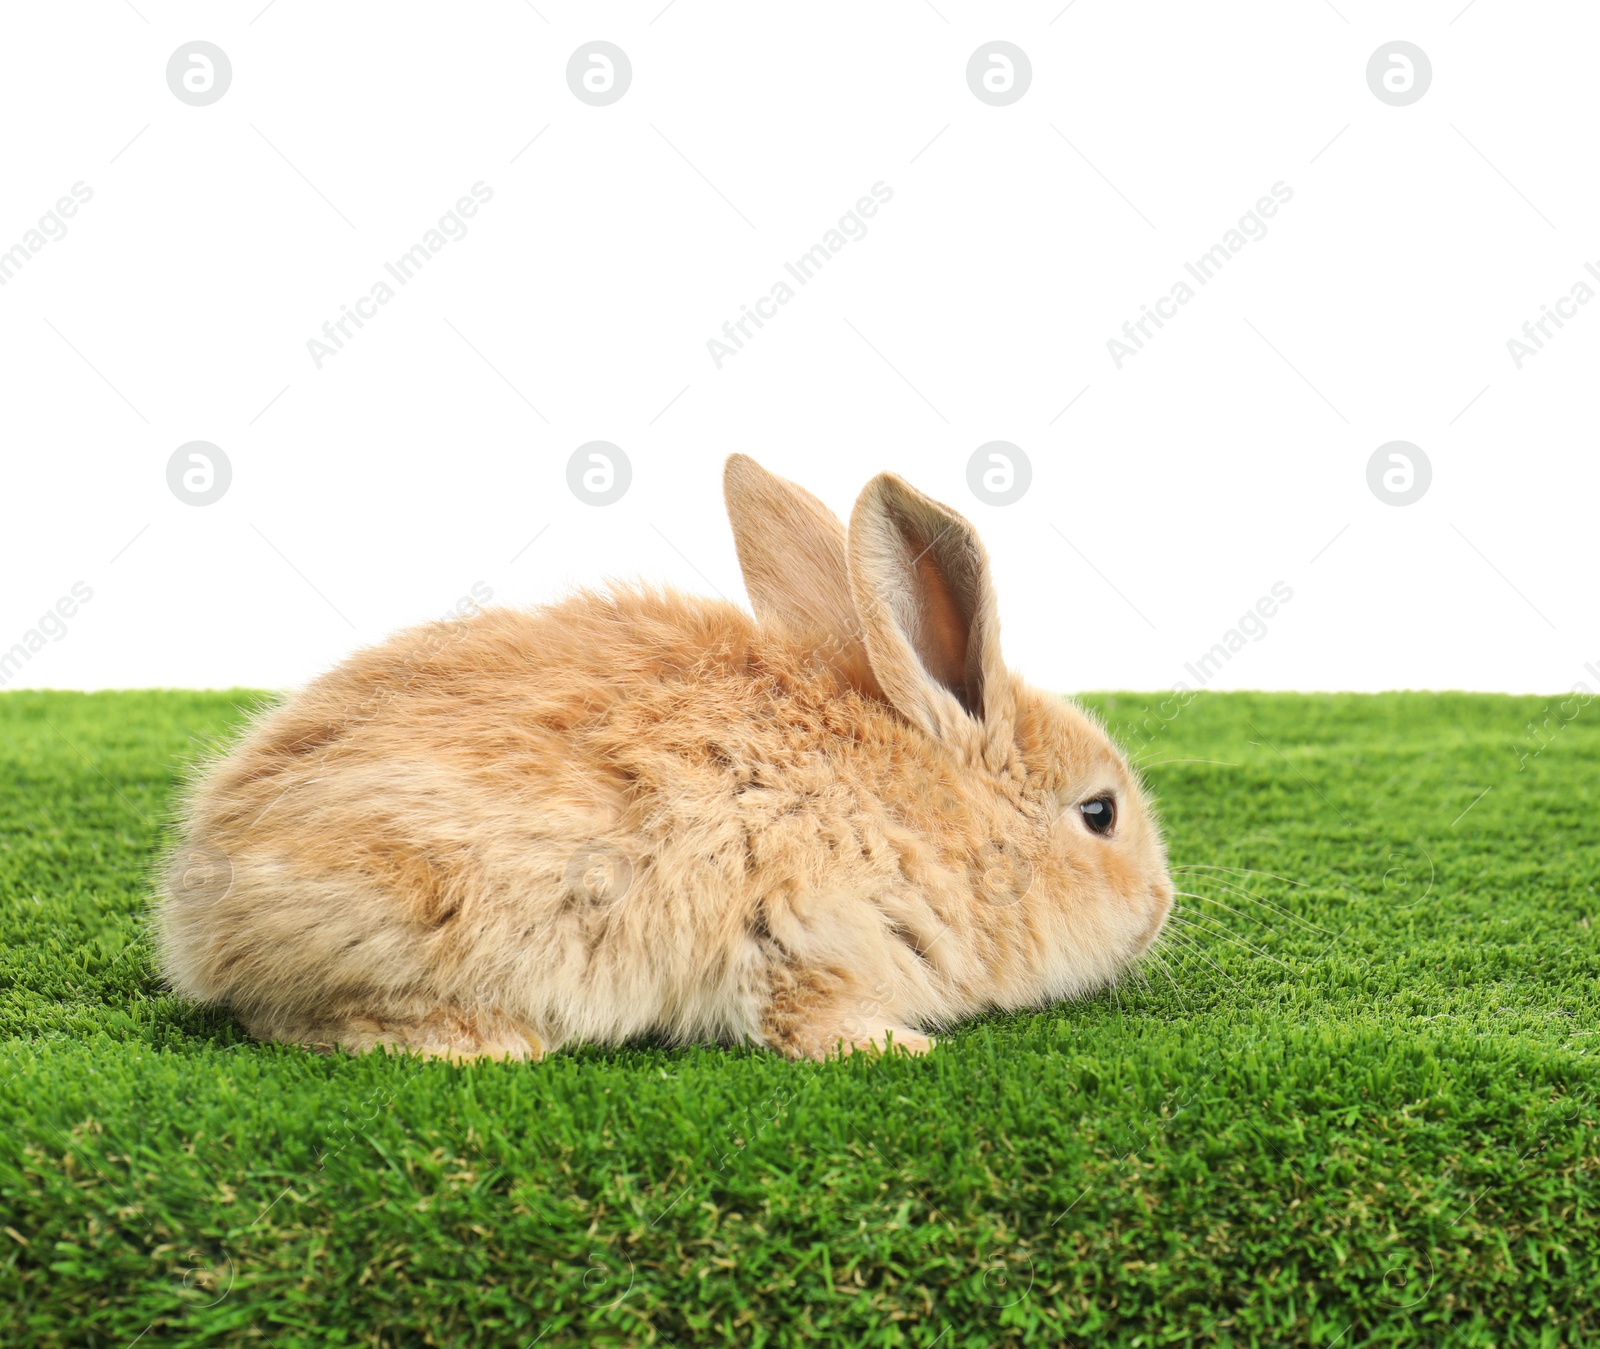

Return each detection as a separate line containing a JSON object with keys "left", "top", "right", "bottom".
{"left": 155, "top": 457, "right": 1173, "bottom": 1061}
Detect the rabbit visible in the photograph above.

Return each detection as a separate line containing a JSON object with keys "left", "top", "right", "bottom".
{"left": 155, "top": 456, "right": 1173, "bottom": 1062}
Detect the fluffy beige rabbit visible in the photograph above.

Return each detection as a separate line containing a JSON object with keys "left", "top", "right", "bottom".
{"left": 156, "top": 456, "right": 1172, "bottom": 1061}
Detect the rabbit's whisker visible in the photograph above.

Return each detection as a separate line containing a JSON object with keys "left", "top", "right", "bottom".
{"left": 1172, "top": 886, "right": 1314, "bottom": 945}
{"left": 1176, "top": 875, "right": 1333, "bottom": 938}
{"left": 1159, "top": 928, "right": 1230, "bottom": 981}
{"left": 1134, "top": 759, "right": 1243, "bottom": 770}
{"left": 1169, "top": 903, "right": 1295, "bottom": 970}
{"left": 1173, "top": 863, "right": 1308, "bottom": 888}
{"left": 1173, "top": 887, "right": 1290, "bottom": 935}
{"left": 1142, "top": 947, "right": 1187, "bottom": 1006}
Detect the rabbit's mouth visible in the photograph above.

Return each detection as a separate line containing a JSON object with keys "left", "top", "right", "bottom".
{"left": 1130, "top": 882, "right": 1174, "bottom": 957}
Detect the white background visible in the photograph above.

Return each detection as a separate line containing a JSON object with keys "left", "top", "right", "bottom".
{"left": 1, "top": 2, "right": 1594, "bottom": 696}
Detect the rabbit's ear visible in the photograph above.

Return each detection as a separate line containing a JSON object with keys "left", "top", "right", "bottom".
{"left": 848, "top": 473, "right": 1015, "bottom": 770}
{"left": 724, "top": 455, "right": 882, "bottom": 696}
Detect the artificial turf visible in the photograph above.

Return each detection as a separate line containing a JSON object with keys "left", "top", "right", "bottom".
{"left": 0, "top": 688, "right": 1595, "bottom": 1347}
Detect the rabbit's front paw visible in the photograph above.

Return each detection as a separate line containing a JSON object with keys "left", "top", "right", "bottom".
{"left": 760, "top": 963, "right": 934, "bottom": 1061}
{"left": 793, "top": 1023, "right": 936, "bottom": 1062}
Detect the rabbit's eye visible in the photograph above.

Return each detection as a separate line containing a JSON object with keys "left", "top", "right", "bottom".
{"left": 1078, "top": 796, "right": 1116, "bottom": 836}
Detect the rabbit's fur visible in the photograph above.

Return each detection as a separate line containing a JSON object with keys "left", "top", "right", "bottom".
{"left": 156, "top": 458, "right": 1172, "bottom": 1061}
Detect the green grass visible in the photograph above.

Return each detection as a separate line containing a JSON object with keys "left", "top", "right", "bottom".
{"left": 1, "top": 689, "right": 1596, "bottom": 1347}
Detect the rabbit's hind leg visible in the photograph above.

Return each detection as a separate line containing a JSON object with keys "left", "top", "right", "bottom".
{"left": 248, "top": 1006, "right": 546, "bottom": 1062}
